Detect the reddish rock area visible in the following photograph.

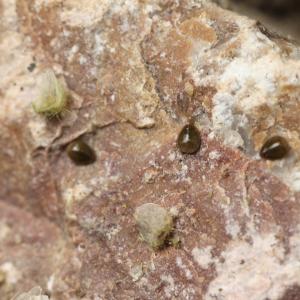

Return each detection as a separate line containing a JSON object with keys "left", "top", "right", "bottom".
{"left": 1, "top": 0, "right": 300, "bottom": 299}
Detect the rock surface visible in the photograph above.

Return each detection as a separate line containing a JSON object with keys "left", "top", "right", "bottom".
{"left": 219, "top": 0, "right": 300, "bottom": 41}
{"left": 1, "top": 0, "right": 300, "bottom": 299}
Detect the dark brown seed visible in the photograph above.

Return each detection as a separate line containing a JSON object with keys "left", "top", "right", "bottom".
{"left": 260, "top": 136, "right": 290, "bottom": 160}
{"left": 67, "top": 140, "right": 96, "bottom": 165}
{"left": 177, "top": 124, "right": 201, "bottom": 154}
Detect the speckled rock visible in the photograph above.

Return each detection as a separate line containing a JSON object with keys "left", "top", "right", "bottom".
{"left": 1, "top": 0, "right": 300, "bottom": 299}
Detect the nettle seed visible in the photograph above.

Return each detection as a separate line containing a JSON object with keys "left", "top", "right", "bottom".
{"left": 67, "top": 140, "right": 96, "bottom": 165}
{"left": 260, "top": 136, "right": 290, "bottom": 160}
{"left": 177, "top": 124, "right": 201, "bottom": 154}
{"left": 32, "top": 70, "right": 68, "bottom": 118}
{"left": 134, "top": 203, "right": 173, "bottom": 250}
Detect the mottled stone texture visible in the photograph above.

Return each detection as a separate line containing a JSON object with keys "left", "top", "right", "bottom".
{"left": 1, "top": 0, "right": 300, "bottom": 299}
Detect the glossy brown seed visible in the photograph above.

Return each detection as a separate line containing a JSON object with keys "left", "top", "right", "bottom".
{"left": 177, "top": 124, "right": 201, "bottom": 154}
{"left": 260, "top": 136, "right": 290, "bottom": 160}
{"left": 67, "top": 140, "right": 96, "bottom": 165}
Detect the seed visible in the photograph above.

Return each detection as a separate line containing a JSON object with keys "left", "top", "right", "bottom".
{"left": 67, "top": 140, "right": 96, "bottom": 165}
{"left": 184, "top": 82, "right": 194, "bottom": 97}
{"left": 177, "top": 124, "right": 201, "bottom": 154}
{"left": 260, "top": 136, "right": 290, "bottom": 160}
{"left": 32, "top": 70, "right": 68, "bottom": 118}
{"left": 134, "top": 203, "right": 173, "bottom": 250}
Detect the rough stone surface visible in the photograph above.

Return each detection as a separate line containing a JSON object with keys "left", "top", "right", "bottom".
{"left": 14, "top": 286, "right": 49, "bottom": 300}
{"left": 220, "top": 0, "right": 300, "bottom": 41}
{"left": 1, "top": 0, "right": 300, "bottom": 299}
